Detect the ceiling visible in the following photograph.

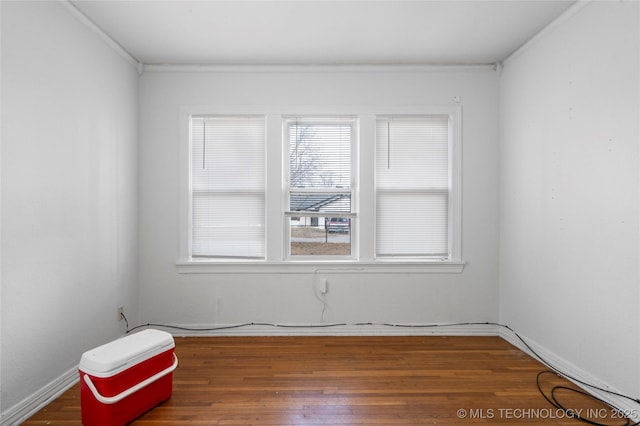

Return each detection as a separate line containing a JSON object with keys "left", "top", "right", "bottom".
{"left": 70, "top": 0, "right": 576, "bottom": 66}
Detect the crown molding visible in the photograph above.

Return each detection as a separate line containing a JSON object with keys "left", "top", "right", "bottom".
{"left": 142, "top": 63, "right": 497, "bottom": 74}
{"left": 502, "top": 0, "right": 592, "bottom": 66}
{"left": 59, "top": 0, "right": 144, "bottom": 74}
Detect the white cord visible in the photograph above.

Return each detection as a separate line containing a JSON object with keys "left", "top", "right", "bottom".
{"left": 312, "top": 268, "right": 365, "bottom": 321}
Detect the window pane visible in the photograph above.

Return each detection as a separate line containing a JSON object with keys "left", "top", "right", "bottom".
{"left": 192, "top": 192, "right": 264, "bottom": 258}
{"left": 191, "top": 116, "right": 265, "bottom": 258}
{"left": 192, "top": 116, "right": 264, "bottom": 191}
{"left": 289, "top": 217, "right": 351, "bottom": 256}
{"left": 376, "top": 116, "right": 449, "bottom": 189}
{"left": 376, "top": 192, "right": 448, "bottom": 257}
{"left": 289, "top": 122, "right": 351, "bottom": 189}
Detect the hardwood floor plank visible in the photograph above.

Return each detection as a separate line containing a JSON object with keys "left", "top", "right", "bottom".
{"left": 22, "top": 336, "right": 625, "bottom": 425}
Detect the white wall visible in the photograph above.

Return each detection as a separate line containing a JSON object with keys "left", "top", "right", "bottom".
{"left": 500, "top": 1, "right": 640, "bottom": 398}
{"left": 138, "top": 68, "right": 500, "bottom": 328}
{"left": 1, "top": 1, "right": 139, "bottom": 416}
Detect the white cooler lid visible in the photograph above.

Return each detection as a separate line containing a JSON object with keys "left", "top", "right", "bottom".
{"left": 79, "top": 329, "right": 175, "bottom": 377}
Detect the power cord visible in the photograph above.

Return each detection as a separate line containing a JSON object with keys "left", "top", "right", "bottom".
{"left": 120, "top": 311, "right": 129, "bottom": 331}
{"left": 311, "top": 268, "right": 364, "bottom": 321}
{"left": 536, "top": 371, "right": 639, "bottom": 426}
{"left": 494, "top": 323, "right": 640, "bottom": 425}
{"left": 119, "top": 317, "right": 640, "bottom": 425}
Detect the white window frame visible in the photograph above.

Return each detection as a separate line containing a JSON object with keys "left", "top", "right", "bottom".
{"left": 177, "top": 106, "right": 464, "bottom": 274}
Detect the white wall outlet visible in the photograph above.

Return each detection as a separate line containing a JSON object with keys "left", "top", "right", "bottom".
{"left": 118, "top": 306, "right": 124, "bottom": 321}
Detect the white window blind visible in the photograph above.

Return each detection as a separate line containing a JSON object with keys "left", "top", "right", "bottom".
{"left": 375, "top": 116, "right": 450, "bottom": 258}
{"left": 288, "top": 120, "right": 352, "bottom": 191}
{"left": 287, "top": 119, "right": 353, "bottom": 214}
{"left": 190, "top": 116, "right": 265, "bottom": 259}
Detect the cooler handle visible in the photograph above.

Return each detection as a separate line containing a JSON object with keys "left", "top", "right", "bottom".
{"left": 83, "top": 353, "right": 178, "bottom": 405}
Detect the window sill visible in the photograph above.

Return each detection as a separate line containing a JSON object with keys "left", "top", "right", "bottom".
{"left": 176, "top": 259, "right": 466, "bottom": 274}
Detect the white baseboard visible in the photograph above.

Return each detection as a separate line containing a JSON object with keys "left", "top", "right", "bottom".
{"left": 1, "top": 366, "right": 78, "bottom": 426}
{"left": 498, "top": 327, "right": 640, "bottom": 423}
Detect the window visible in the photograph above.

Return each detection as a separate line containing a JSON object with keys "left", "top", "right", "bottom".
{"left": 375, "top": 115, "right": 454, "bottom": 259}
{"left": 285, "top": 117, "right": 356, "bottom": 259}
{"left": 179, "top": 106, "right": 462, "bottom": 272}
{"left": 189, "top": 115, "right": 265, "bottom": 259}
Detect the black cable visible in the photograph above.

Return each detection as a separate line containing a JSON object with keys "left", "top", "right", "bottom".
{"left": 120, "top": 311, "right": 129, "bottom": 331}
{"left": 123, "top": 320, "right": 640, "bottom": 424}
{"left": 537, "top": 371, "right": 639, "bottom": 426}
{"left": 498, "top": 324, "right": 640, "bottom": 406}
{"left": 126, "top": 322, "right": 256, "bottom": 334}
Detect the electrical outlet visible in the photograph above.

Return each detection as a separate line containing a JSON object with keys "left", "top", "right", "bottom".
{"left": 118, "top": 306, "right": 124, "bottom": 321}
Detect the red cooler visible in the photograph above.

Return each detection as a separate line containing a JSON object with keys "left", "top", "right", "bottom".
{"left": 79, "top": 329, "right": 178, "bottom": 426}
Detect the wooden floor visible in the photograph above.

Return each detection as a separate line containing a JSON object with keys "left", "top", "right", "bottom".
{"left": 24, "top": 335, "right": 624, "bottom": 425}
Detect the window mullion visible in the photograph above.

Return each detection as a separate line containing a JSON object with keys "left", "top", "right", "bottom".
{"left": 265, "top": 113, "right": 283, "bottom": 262}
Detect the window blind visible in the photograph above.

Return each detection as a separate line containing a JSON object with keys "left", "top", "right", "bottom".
{"left": 375, "top": 116, "right": 450, "bottom": 257}
{"left": 288, "top": 121, "right": 352, "bottom": 191}
{"left": 190, "top": 116, "right": 265, "bottom": 258}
